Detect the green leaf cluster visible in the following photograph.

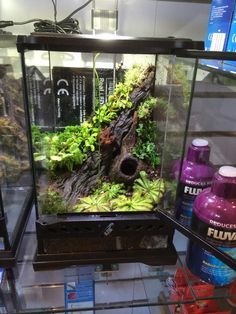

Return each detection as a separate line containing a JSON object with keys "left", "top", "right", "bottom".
{"left": 37, "top": 172, "right": 166, "bottom": 214}
{"left": 73, "top": 194, "right": 111, "bottom": 213}
{"left": 32, "top": 65, "right": 149, "bottom": 173}
{"left": 74, "top": 191, "right": 154, "bottom": 213}
{"left": 93, "top": 64, "right": 149, "bottom": 126}
{"left": 133, "top": 171, "right": 165, "bottom": 204}
{"left": 74, "top": 182, "right": 125, "bottom": 213}
{"left": 33, "top": 123, "right": 99, "bottom": 172}
{"left": 164, "top": 180, "right": 178, "bottom": 208}
{"left": 137, "top": 97, "right": 157, "bottom": 119}
{"left": 112, "top": 193, "right": 153, "bottom": 211}
{"left": 73, "top": 172, "right": 165, "bottom": 213}
{"left": 39, "top": 188, "right": 67, "bottom": 214}
{"left": 92, "top": 82, "right": 133, "bottom": 126}
{"left": 93, "top": 182, "right": 126, "bottom": 200}
{"left": 124, "top": 64, "right": 147, "bottom": 88}
{"left": 133, "top": 122, "right": 160, "bottom": 168}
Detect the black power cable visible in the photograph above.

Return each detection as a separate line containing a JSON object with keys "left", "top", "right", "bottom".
{"left": 0, "top": 0, "right": 93, "bottom": 34}
{"left": 34, "top": 18, "right": 81, "bottom": 34}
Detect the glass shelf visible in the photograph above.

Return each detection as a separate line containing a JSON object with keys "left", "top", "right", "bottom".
{"left": 158, "top": 209, "right": 236, "bottom": 271}
{"left": 0, "top": 225, "right": 234, "bottom": 314}
{"left": 1, "top": 186, "right": 32, "bottom": 244}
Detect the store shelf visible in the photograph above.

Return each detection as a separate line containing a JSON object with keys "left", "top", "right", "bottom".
{"left": 157, "top": 209, "right": 236, "bottom": 271}
{"left": 0, "top": 228, "right": 234, "bottom": 313}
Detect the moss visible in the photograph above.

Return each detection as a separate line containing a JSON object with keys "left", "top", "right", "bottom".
{"left": 39, "top": 189, "right": 67, "bottom": 214}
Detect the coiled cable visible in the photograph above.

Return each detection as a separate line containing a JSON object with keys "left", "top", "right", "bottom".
{"left": 0, "top": 0, "right": 93, "bottom": 34}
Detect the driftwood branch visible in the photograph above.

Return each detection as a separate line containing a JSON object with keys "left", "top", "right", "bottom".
{"left": 54, "top": 66, "right": 155, "bottom": 205}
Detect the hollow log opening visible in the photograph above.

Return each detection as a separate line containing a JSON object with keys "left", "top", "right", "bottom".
{"left": 120, "top": 157, "right": 138, "bottom": 176}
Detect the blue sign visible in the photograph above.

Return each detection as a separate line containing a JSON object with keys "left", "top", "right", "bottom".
{"left": 227, "top": 5, "right": 236, "bottom": 51}
{"left": 205, "top": 0, "right": 235, "bottom": 51}
{"left": 64, "top": 266, "right": 94, "bottom": 314}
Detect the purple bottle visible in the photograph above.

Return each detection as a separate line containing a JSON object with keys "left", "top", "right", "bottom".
{"left": 175, "top": 139, "right": 215, "bottom": 227}
{"left": 186, "top": 166, "right": 236, "bottom": 286}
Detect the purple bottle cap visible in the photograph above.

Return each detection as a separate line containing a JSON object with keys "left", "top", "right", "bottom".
{"left": 211, "top": 166, "right": 236, "bottom": 199}
{"left": 187, "top": 139, "right": 210, "bottom": 164}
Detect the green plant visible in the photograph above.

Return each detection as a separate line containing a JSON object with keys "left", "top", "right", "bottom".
{"left": 112, "top": 192, "right": 153, "bottom": 212}
{"left": 92, "top": 82, "right": 133, "bottom": 127}
{"left": 40, "top": 188, "right": 67, "bottom": 214}
{"left": 32, "top": 123, "right": 100, "bottom": 172}
{"left": 124, "top": 64, "right": 147, "bottom": 88}
{"left": 133, "top": 142, "right": 160, "bottom": 167}
{"left": 133, "top": 171, "right": 165, "bottom": 204}
{"left": 94, "top": 182, "right": 125, "bottom": 200}
{"left": 137, "top": 96, "right": 158, "bottom": 119}
{"left": 93, "top": 103, "right": 118, "bottom": 126}
{"left": 73, "top": 194, "right": 111, "bottom": 213}
{"left": 48, "top": 123, "right": 100, "bottom": 171}
{"left": 133, "top": 122, "right": 160, "bottom": 167}
{"left": 33, "top": 65, "right": 152, "bottom": 173}
{"left": 92, "top": 65, "right": 149, "bottom": 127}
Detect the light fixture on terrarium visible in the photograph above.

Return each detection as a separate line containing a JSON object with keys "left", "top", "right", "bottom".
{"left": 91, "top": 0, "right": 118, "bottom": 34}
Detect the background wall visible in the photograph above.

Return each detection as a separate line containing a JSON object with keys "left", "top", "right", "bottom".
{"left": 0, "top": 0, "right": 211, "bottom": 40}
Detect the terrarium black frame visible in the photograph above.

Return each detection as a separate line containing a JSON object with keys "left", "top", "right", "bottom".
{"left": 16, "top": 34, "right": 236, "bottom": 271}
{"left": 0, "top": 187, "right": 33, "bottom": 267}
{"left": 0, "top": 35, "right": 34, "bottom": 267}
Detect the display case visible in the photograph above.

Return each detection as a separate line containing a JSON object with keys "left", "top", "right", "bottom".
{"left": 0, "top": 35, "right": 33, "bottom": 267}
{"left": 16, "top": 34, "right": 236, "bottom": 273}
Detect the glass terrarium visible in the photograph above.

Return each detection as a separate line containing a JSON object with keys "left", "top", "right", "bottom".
{"left": 0, "top": 35, "right": 33, "bottom": 266}
{"left": 16, "top": 34, "right": 236, "bottom": 272}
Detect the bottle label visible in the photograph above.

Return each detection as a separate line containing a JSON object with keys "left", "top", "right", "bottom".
{"left": 187, "top": 242, "right": 236, "bottom": 286}
{"left": 187, "top": 213, "right": 236, "bottom": 285}
{"left": 175, "top": 181, "right": 210, "bottom": 227}
{"left": 192, "top": 213, "right": 236, "bottom": 247}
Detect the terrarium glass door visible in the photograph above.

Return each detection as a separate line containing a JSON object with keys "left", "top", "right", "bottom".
{"left": 155, "top": 55, "right": 197, "bottom": 210}
{"left": 181, "top": 57, "right": 236, "bottom": 274}
{"left": 159, "top": 54, "right": 236, "bottom": 271}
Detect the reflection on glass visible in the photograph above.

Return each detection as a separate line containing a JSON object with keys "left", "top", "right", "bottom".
{"left": 156, "top": 56, "right": 196, "bottom": 210}
{"left": 174, "top": 58, "right": 236, "bottom": 283}
{"left": 0, "top": 36, "right": 32, "bottom": 246}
